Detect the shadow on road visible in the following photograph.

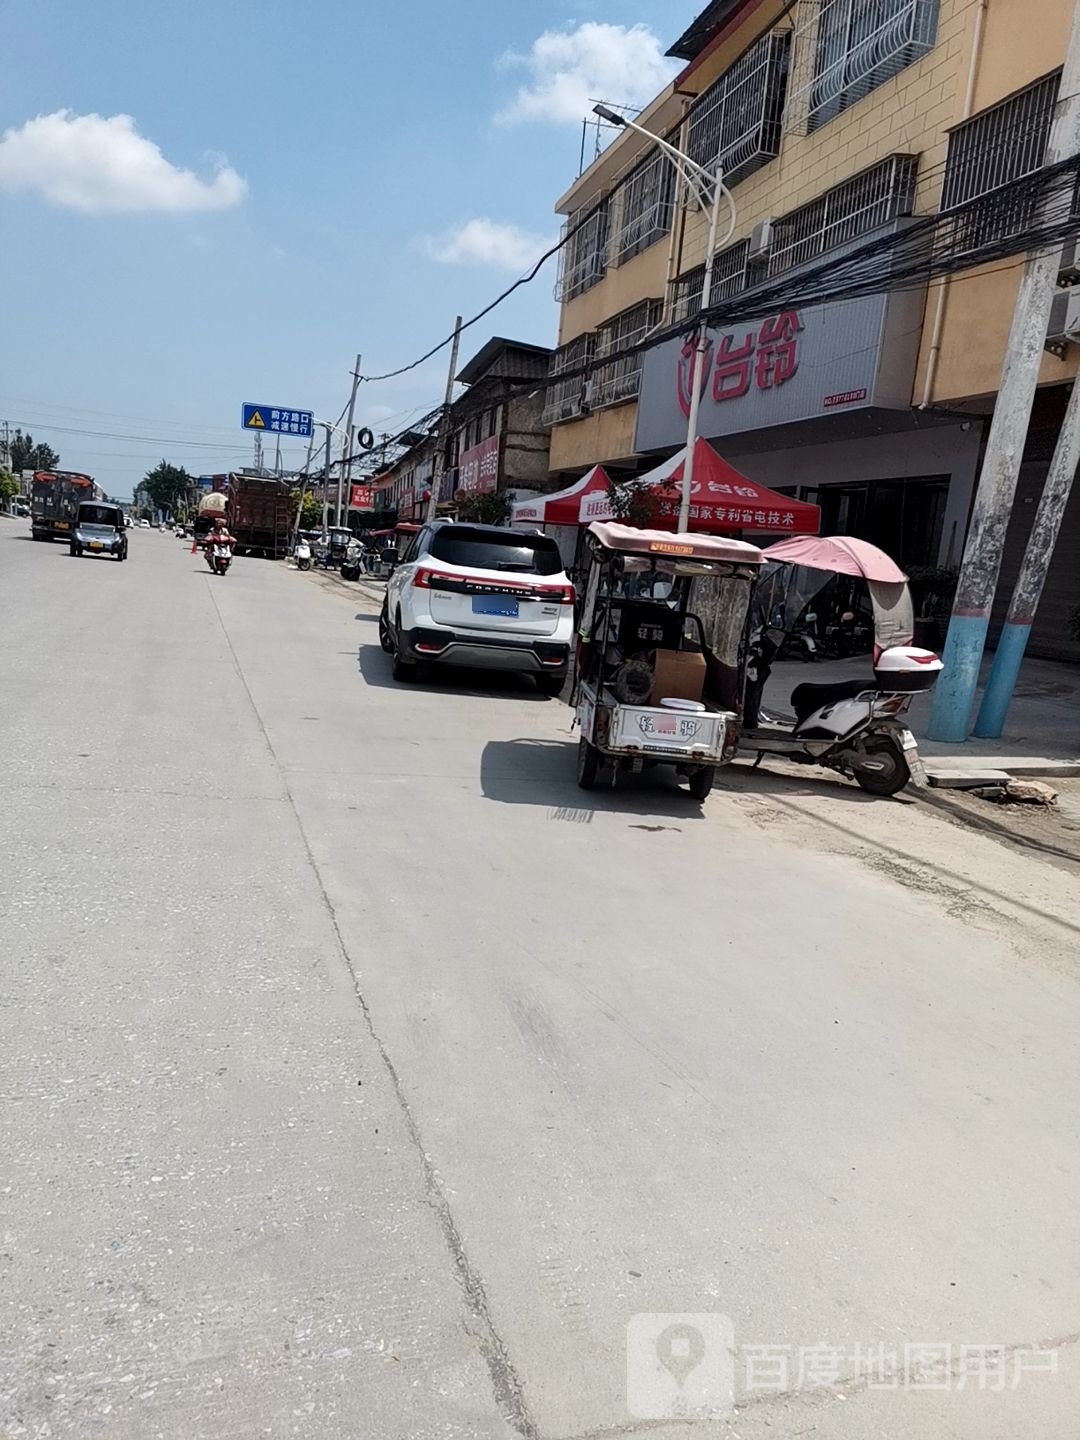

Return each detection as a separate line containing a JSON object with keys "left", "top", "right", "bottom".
{"left": 479, "top": 737, "right": 716, "bottom": 819}
{"left": 718, "top": 761, "right": 900, "bottom": 806}
{"left": 356, "top": 643, "right": 554, "bottom": 702}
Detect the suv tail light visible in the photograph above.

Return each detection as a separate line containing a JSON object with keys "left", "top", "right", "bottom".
{"left": 412, "top": 567, "right": 440, "bottom": 589}
{"left": 534, "top": 583, "right": 575, "bottom": 604}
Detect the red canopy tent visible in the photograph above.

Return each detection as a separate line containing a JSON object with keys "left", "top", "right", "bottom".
{"left": 618, "top": 439, "right": 820, "bottom": 535}
{"left": 510, "top": 465, "right": 612, "bottom": 526}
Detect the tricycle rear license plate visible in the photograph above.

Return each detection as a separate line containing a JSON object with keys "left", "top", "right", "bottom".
{"left": 472, "top": 594, "right": 518, "bottom": 618}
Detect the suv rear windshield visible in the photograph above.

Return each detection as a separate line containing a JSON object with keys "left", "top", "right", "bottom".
{"left": 429, "top": 526, "right": 562, "bottom": 576}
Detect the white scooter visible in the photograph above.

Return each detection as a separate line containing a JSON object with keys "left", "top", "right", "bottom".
{"left": 295, "top": 536, "right": 312, "bottom": 571}
{"left": 739, "top": 536, "right": 943, "bottom": 797}
{"left": 743, "top": 638, "right": 941, "bottom": 794}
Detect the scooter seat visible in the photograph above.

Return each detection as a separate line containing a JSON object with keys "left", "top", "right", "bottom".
{"left": 790, "top": 678, "right": 869, "bottom": 722}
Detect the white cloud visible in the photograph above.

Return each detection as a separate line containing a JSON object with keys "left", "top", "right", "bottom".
{"left": 422, "top": 217, "right": 554, "bottom": 272}
{"left": 0, "top": 110, "right": 247, "bottom": 214}
{"left": 496, "top": 22, "right": 679, "bottom": 126}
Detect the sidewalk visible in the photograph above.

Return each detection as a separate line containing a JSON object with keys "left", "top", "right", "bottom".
{"left": 768, "top": 653, "right": 1079, "bottom": 777}
{"left": 331, "top": 563, "right": 1077, "bottom": 775}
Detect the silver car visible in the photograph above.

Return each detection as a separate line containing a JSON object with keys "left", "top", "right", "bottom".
{"left": 70, "top": 502, "right": 128, "bottom": 561}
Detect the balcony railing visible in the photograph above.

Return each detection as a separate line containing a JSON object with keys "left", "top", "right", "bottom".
{"left": 687, "top": 30, "right": 792, "bottom": 187}
{"left": 768, "top": 153, "right": 918, "bottom": 276}
{"left": 554, "top": 202, "right": 609, "bottom": 302}
{"left": 785, "top": 0, "right": 939, "bottom": 135}
{"left": 590, "top": 300, "right": 663, "bottom": 408}
{"left": 670, "top": 240, "right": 752, "bottom": 324}
{"left": 542, "top": 335, "right": 594, "bottom": 426}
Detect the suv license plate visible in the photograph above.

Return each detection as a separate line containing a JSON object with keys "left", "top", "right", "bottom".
{"left": 472, "top": 594, "right": 519, "bottom": 618}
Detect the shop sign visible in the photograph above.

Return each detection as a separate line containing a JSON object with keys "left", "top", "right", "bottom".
{"left": 458, "top": 435, "right": 500, "bottom": 495}
{"left": 635, "top": 291, "right": 921, "bottom": 452}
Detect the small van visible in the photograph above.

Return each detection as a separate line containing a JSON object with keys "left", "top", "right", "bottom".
{"left": 71, "top": 502, "right": 128, "bottom": 561}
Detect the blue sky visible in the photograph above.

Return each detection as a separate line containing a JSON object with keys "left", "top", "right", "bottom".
{"left": 2, "top": 0, "right": 700, "bottom": 496}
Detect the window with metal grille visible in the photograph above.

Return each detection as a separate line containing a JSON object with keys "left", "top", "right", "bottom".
{"left": 670, "top": 240, "right": 751, "bottom": 323}
{"left": 787, "top": 0, "right": 939, "bottom": 134}
{"left": 769, "top": 154, "right": 918, "bottom": 275}
{"left": 687, "top": 31, "right": 791, "bottom": 186}
{"left": 591, "top": 300, "right": 663, "bottom": 407}
{"left": 612, "top": 152, "right": 676, "bottom": 264}
{"left": 555, "top": 201, "right": 609, "bottom": 301}
{"left": 543, "top": 334, "right": 594, "bottom": 425}
{"left": 941, "top": 72, "right": 1059, "bottom": 251}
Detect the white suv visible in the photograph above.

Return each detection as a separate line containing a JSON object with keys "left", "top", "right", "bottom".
{"left": 380, "top": 521, "right": 574, "bottom": 693}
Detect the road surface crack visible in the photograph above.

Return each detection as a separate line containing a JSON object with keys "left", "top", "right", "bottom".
{"left": 207, "top": 586, "right": 539, "bottom": 1440}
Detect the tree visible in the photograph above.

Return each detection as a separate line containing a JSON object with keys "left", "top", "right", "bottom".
{"left": 143, "top": 460, "right": 192, "bottom": 516}
{"left": 455, "top": 491, "right": 510, "bottom": 526}
{"left": 0, "top": 472, "right": 19, "bottom": 505}
{"left": 291, "top": 488, "right": 323, "bottom": 529}
{"left": 9, "top": 430, "right": 60, "bottom": 473}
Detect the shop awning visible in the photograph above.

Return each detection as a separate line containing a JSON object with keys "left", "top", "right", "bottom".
{"left": 623, "top": 439, "right": 820, "bottom": 535}
{"left": 511, "top": 465, "right": 612, "bottom": 526}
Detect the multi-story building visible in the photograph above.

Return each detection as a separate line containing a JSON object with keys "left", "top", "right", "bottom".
{"left": 545, "top": 0, "right": 1080, "bottom": 657}
{"left": 375, "top": 336, "right": 552, "bottom": 521}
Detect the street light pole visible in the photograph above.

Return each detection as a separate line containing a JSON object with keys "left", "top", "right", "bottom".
{"left": 681, "top": 184, "right": 725, "bottom": 532}
{"left": 593, "top": 105, "right": 736, "bottom": 531}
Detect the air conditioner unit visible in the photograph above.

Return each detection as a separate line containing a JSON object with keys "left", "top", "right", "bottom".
{"left": 748, "top": 218, "right": 774, "bottom": 261}
{"left": 1044, "top": 287, "right": 1080, "bottom": 357}
{"left": 1058, "top": 236, "right": 1080, "bottom": 285}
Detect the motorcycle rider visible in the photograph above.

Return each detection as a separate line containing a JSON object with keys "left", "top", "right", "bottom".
{"left": 206, "top": 515, "right": 235, "bottom": 571}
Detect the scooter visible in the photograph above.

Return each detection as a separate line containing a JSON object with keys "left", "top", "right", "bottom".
{"left": 295, "top": 536, "right": 312, "bottom": 571}
{"left": 742, "top": 630, "right": 941, "bottom": 795}
{"left": 207, "top": 540, "right": 233, "bottom": 576}
{"left": 738, "top": 535, "right": 944, "bottom": 797}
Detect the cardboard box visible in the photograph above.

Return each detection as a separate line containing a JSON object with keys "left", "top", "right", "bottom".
{"left": 650, "top": 649, "right": 706, "bottom": 706}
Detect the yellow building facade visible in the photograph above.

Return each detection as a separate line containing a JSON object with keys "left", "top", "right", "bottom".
{"left": 543, "top": 0, "right": 1080, "bottom": 654}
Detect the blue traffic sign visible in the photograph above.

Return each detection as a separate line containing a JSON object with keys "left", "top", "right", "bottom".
{"left": 242, "top": 403, "right": 313, "bottom": 437}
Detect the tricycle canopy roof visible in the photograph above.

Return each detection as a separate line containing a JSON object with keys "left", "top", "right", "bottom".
{"left": 762, "top": 535, "right": 906, "bottom": 583}
{"left": 586, "top": 520, "right": 765, "bottom": 566}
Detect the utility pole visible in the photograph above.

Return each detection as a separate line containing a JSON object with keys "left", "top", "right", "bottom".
{"left": 338, "top": 353, "right": 362, "bottom": 533}
{"left": 292, "top": 431, "right": 317, "bottom": 550}
{"left": 928, "top": 0, "right": 1080, "bottom": 741}
{"left": 974, "top": 375, "right": 1080, "bottom": 735}
{"left": 321, "top": 423, "right": 333, "bottom": 532}
{"left": 426, "top": 317, "right": 462, "bottom": 523}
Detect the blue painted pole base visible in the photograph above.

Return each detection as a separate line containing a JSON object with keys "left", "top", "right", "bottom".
{"left": 926, "top": 615, "right": 989, "bottom": 742}
{"left": 973, "top": 621, "right": 1032, "bottom": 738}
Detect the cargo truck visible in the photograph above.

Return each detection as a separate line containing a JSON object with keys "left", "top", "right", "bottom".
{"left": 31, "top": 471, "right": 102, "bottom": 541}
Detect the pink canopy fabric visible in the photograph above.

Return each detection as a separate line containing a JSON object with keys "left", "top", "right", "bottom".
{"left": 762, "top": 535, "right": 907, "bottom": 583}
{"left": 511, "top": 465, "right": 612, "bottom": 526}
{"left": 623, "top": 439, "right": 820, "bottom": 535}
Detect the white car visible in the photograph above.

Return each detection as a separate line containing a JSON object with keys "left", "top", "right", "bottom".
{"left": 381, "top": 520, "right": 574, "bottom": 693}
{"left": 139, "top": 518, "right": 151, "bottom": 528}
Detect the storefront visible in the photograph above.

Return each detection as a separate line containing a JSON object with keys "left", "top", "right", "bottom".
{"left": 633, "top": 288, "right": 983, "bottom": 570}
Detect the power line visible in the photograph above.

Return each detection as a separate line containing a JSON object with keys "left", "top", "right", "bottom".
{"left": 512, "top": 152, "right": 1080, "bottom": 395}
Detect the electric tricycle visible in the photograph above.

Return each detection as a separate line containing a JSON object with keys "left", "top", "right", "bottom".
{"left": 572, "top": 521, "right": 765, "bottom": 801}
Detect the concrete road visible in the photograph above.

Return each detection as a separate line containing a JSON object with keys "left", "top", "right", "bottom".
{"left": 2, "top": 520, "right": 1079, "bottom": 1440}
